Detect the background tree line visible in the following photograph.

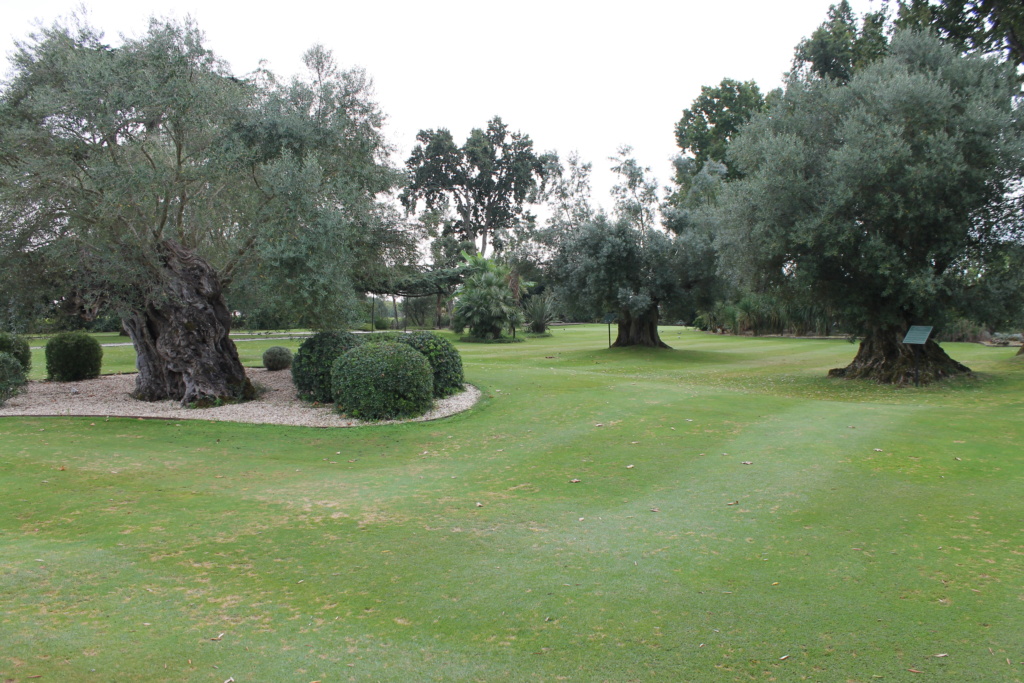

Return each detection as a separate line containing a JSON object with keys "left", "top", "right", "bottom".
{"left": 2, "top": 0, "right": 1022, "bottom": 395}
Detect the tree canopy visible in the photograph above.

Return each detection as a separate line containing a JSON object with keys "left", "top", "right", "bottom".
{"left": 792, "top": 0, "right": 890, "bottom": 82}
{"left": 896, "top": 0, "right": 1024, "bottom": 68}
{"left": 673, "top": 78, "right": 766, "bottom": 180}
{"left": 0, "top": 17, "right": 404, "bottom": 404}
{"left": 716, "top": 30, "right": 1024, "bottom": 383}
{"left": 401, "top": 117, "right": 557, "bottom": 256}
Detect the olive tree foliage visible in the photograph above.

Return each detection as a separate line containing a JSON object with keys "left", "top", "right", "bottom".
{"left": 609, "top": 146, "right": 660, "bottom": 233}
{"left": 716, "top": 30, "right": 1024, "bottom": 384}
{"left": 551, "top": 151, "right": 718, "bottom": 347}
{"left": 535, "top": 151, "right": 595, "bottom": 254}
{"left": 400, "top": 117, "right": 557, "bottom": 256}
{"left": 0, "top": 17, "right": 404, "bottom": 405}
{"left": 227, "top": 46, "right": 409, "bottom": 328}
{"left": 552, "top": 215, "right": 678, "bottom": 347}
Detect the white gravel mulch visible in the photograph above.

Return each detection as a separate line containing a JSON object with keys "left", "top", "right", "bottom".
{"left": 0, "top": 368, "right": 481, "bottom": 428}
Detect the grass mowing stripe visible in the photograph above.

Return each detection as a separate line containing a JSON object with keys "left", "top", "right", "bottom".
{"left": 2, "top": 326, "right": 1023, "bottom": 681}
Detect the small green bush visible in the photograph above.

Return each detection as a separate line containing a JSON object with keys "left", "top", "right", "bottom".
{"left": 291, "top": 331, "right": 361, "bottom": 402}
{"left": 0, "top": 332, "right": 31, "bottom": 375}
{"left": 262, "top": 346, "right": 293, "bottom": 371}
{"left": 523, "top": 293, "right": 556, "bottom": 334}
{"left": 331, "top": 341, "right": 433, "bottom": 420}
{"left": 374, "top": 317, "right": 392, "bottom": 330}
{"left": 393, "top": 331, "right": 464, "bottom": 398}
{"left": 45, "top": 331, "right": 103, "bottom": 381}
{"left": 361, "top": 331, "right": 401, "bottom": 344}
{"left": 0, "top": 352, "right": 27, "bottom": 406}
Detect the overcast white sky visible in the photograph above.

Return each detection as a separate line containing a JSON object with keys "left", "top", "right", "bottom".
{"left": 3, "top": 0, "right": 877, "bottom": 210}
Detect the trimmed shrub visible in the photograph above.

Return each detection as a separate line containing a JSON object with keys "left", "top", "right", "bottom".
{"left": 291, "top": 331, "right": 361, "bottom": 402}
{"left": 0, "top": 332, "right": 31, "bottom": 375}
{"left": 393, "top": 331, "right": 463, "bottom": 398}
{"left": 45, "top": 331, "right": 103, "bottom": 381}
{"left": 262, "top": 346, "right": 293, "bottom": 371}
{"left": 331, "top": 341, "right": 433, "bottom": 420}
{"left": 0, "top": 352, "right": 27, "bottom": 406}
{"left": 361, "top": 331, "right": 402, "bottom": 344}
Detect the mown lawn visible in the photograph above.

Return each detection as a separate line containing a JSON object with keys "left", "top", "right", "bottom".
{"left": 2, "top": 326, "right": 1022, "bottom": 682}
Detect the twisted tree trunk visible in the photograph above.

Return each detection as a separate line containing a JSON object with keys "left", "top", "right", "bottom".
{"left": 122, "top": 240, "right": 254, "bottom": 407}
{"left": 613, "top": 307, "right": 670, "bottom": 348}
{"left": 828, "top": 326, "right": 970, "bottom": 385}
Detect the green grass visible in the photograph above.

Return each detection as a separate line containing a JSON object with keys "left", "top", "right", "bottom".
{"left": 2, "top": 326, "right": 1023, "bottom": 681}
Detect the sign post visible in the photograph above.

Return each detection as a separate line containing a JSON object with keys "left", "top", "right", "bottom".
{"left": 602, "top": 313, "right": 617, "bottom": 348}
{"left": 902, "top": 325, "right": 933, "bottom": 387}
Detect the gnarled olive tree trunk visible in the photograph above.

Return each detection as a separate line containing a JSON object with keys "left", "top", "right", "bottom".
{"left": 612, "top": 307, "right": 671, "bottom": 348}
{"left": 828, "top": 326, "right": 970, "bottom": 385}
{"left": 122, "top": 240, "right": 254, "bottom": 407}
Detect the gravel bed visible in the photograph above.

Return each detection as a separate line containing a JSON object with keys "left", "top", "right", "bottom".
{"left": 0, "top": 368, "right": 481, "bottom": 427}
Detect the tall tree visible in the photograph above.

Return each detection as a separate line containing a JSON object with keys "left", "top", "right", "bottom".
{"left": 717, "top": 30, "right": 1024, "bottom": 384}
{"left": 539, "top": 151, "right": 594, "bottom": 244}
{"left": 673, "top": 78, "right": 765, "bottom": 180}
{"left": 401, "top": 117, "right": 556, "bottom": 255}
{"left": 0, "top": 18, "right": 402, "bottom": 405}
{"left": 609, "top": 146, "right": 660, "bottom": 233}
{"left": 896, "top": 0, "right": 1024, "bottom": 67}
{"left": 551, "top": 150, "right": 716, "bottom": 347}
{"left": 793, "top": 1, "right": 891, "bottom": 82}
{"left": 552, "top": 215, "right": 677, "bottom": 348}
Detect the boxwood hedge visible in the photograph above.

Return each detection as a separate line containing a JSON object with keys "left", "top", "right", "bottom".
{"left": 292, "top": 331, "right": 361, "bottom": 402}
{"left": 331, "top": 341, "right": 433, "bottom": 420}
{"left": 45, "top": 331, "right": 102, "bottom": 381}
{"left": 0, "top": 332, "right": 31, "bottom": 375}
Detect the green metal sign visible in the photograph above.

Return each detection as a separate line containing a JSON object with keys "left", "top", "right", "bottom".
{"left": 902, "top": 326, "right": 933, "bottom": 345}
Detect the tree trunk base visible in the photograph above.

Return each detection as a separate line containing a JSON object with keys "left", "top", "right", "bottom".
{"left": 611, "top": 309, "right": 671, "bottom": 349}
{"left": 828, "top": 331, "right": 970, "bottom": 385}
{"left": 123, "top": 240, "right": 254, "bottom": 407}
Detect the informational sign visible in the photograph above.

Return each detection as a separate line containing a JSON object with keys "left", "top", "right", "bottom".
{"left": 902, "top": 326, "right": 933, "bottom": 345}
{"left": 902, "top": 325, "right": 933, "bottom": 387}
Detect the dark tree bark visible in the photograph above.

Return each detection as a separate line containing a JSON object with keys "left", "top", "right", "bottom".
{"left": 122, "top": 240, "right": 254, "bottom": 407}
{"left": 612, "top": 307, "right": 671, "bottom": 348}
{"left": 828, "top": 327, "right": 970, "bottom": 385}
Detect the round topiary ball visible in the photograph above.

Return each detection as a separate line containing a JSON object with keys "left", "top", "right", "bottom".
{"left": 0, "top": 332, "right": 31, "bottom": 375}
{"left": 331, "top": 341, "right": 433, "bottom": 420}
{"left": 394, "top": 331, "right": 464, "bottom": 398}
{"left": 45, "top": 331, "right": 103, "bottom": 381}
{"left": 262, "top": 345, "right": 293, "bottom": 371}
{"left": 291, "top": 331, "right": 361, "bottom": 402}
{"left": 0, "top": 351, "right": 27, "bottom": 406}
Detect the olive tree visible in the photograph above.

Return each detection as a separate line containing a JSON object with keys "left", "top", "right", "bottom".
{"left": 717, "top": 31, "right": 1024, "bottom": 383}
{"left": 0, "top": 18, "right": 402, "bottom": 405}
